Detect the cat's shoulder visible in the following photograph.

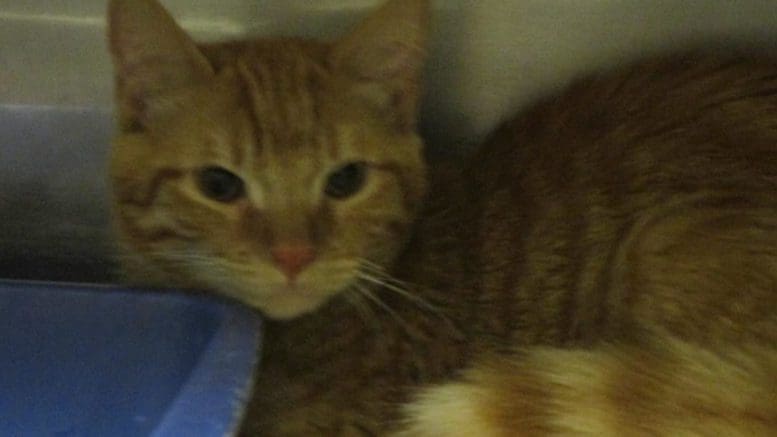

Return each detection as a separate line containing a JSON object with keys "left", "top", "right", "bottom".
{"left": 487, "top": 49, "right": 777, "bottom": 142}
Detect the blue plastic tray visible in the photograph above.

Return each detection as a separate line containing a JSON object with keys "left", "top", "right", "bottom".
{"left": 0, "top": 281, "right": 262, "bottom": 436}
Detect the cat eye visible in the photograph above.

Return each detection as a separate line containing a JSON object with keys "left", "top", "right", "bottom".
{"left": 196, "top": 166, "right": 245, "bottom": 203}
{"left": 325, "top": 161, "right": 368, "bottom": 199}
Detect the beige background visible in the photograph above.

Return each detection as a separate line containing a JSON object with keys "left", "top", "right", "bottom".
{"left": 2, "top": 0, "right": 777, "bottom": 147}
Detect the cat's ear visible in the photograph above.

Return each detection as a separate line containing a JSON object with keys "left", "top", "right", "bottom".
{"left": 331, "top": 0, "right": 430, "bottom": 131}
{"left": 108, "top": 0, "right": 214, "bottom": 130}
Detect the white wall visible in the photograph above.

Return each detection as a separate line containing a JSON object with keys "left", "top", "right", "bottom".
{"left": 3, "top": 0, "right": 777, "bottom": 147}
{"left": 448, "top": 0, "right": 777, "bottom": 148}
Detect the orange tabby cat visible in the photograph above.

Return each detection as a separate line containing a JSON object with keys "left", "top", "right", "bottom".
{"left": 108, "top": 0, "right": 777, "bottom": 435}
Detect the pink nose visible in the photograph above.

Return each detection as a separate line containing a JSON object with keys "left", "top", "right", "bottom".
{"left": 270, "top": 243, "right": 316, "bottom": 281}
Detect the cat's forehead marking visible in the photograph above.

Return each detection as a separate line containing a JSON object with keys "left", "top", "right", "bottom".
{"left": 215, "top": 42, "right": 379, "bottom": 205}
{"left": 256, "top": 151, "right": 324, "bottom": 208}
{"left": 235, "top": 44, "right": 331, "bottom": 156}
{"left": 228, "top": 111, "right": 254, "bottom": 167}
{"left": 203, "top": 127, "right": 242, "bottom": 167}
{"left": 333, "top": 124, "right": 359, "bottom": 160}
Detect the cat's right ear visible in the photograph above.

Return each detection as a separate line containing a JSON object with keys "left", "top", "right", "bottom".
{"left": 331, "top": 0, "right": 430, "bottom": 132}
{"left": 108, "top": 0, "right": 214, "bottom": 131}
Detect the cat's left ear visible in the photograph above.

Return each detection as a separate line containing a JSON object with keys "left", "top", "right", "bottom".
{"left": 331, "top": 0, "right": 430, "bottom": 131}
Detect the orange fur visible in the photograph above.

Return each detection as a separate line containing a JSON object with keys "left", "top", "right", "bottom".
{"left": 107, "top": 0, "right": 777, "bottom": 435}
{"left": 399, "top": 336, "right": 777, "bottom": 436}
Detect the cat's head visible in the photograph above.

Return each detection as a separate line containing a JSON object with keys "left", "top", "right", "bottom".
{"left": 107, "top": 0, "right": 429, "bottom": 319}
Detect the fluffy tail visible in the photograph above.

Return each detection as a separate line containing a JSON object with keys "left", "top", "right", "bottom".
{"left": 397, "top": 335, "right": 777, "bottom": 436}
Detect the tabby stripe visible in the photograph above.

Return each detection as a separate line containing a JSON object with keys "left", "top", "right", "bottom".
{"left": 228, "top": 113, "right": 247, "bottom": 167}
{"left": 591, "top": 223, "right": 630, "bottom": 336}
{"left": 122, "top": 216, "right": 197, "bottom": 243}
{"left": 605, "top": 344, "right": 671, "bottom": 434}
{"left": 559, "top": 210, "right": 588, "bottom": 344}
{"left": 236, "top": 59, "right": 265, "bottom": 161}
{"left": 718, "top": 86, "right": 777, "bottom": 104}
{"left": 123, "top": 168, "right": 183, "bottom": 208}
{"left": 372, "top": 162, "right": 417, "bottom": 212}
{"left": 143, "top": 227, "right": 194, "bottom": 243}
{"left": 324, "top": 124, "right": 340, "bottom": 161}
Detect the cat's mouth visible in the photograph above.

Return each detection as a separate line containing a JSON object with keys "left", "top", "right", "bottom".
{"left": 211, "top": 261, "right": 360, "bottom": 320}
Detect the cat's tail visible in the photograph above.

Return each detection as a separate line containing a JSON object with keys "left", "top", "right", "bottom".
{"left": 396, "top": 333, "right": 777, "bottom": 436}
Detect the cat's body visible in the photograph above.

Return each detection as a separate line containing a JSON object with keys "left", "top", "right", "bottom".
{"left": 107, "top": 0, "right": 777, "bottom": 435}
{"left": 244, "top": 54, "right": 777, "bottom": 435}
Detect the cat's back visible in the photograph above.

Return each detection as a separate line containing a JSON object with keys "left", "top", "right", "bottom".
{"left": 450, "top": 51, "right": 777, "bottom": 345}
{"left": 475, "top": 52, "right": 777, "bottom": 191}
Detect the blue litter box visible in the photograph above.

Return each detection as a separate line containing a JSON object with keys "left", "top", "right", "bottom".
{"left": 0, "top": 281, "right": 262, "bottom": 436}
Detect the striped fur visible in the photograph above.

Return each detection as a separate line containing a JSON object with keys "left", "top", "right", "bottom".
{"left": 108, "top": 0, "right": 428, "bottom": 319}
{"left": 108, "top": 0, "right": 777, "bottom": 435}
{"left": 395, "top": 54, "right": 777, "bottom": 436}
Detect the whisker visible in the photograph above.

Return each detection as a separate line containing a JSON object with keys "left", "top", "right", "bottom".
{"left": 355, "top": 284, "right": 413, "bottom": 334}
{"left": 343, "top": 290, "right": 381, "bottom": 331}
{"left": 357, "top": 258, "right": 383, "bottom": 270}
{"left": 358, "top": 263, "right": 411, "bottom": 288}
{"left": 357, "top": 272, "right": 443, "bottom": 314}
{"left": 356, "top": 262, "right": 446, "bottom": 317}
{"left": 358, "top": 258, "right": 398, "bottom": 276}
{"left": 357, "top": 259, "right": 416, "bottom": 290}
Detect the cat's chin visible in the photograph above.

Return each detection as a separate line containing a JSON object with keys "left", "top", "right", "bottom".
{"left": 256, "top": 286, "right": 337, "bottom": 320}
